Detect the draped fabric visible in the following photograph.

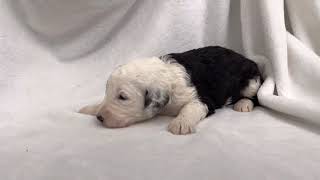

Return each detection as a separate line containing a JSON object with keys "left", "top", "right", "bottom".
{"left": 1, "top": 1, "right": 320, "bottom": 179}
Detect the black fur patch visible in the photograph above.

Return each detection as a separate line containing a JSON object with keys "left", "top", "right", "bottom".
{"left": 163, "top": 46, "right": 261, "bottom": 116}
{"left": 144, "top": 88, "right": 170, "bottom": 113}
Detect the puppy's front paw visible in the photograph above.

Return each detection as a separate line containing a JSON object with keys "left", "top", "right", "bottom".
{"left": 233, "top": 98, "right": 254, "bottom": 112}
{"left": 168, "top": 119, "right": 196, "bottom": 135}
{"left": 78, "top": 104, "right": 100, "bottom": 116}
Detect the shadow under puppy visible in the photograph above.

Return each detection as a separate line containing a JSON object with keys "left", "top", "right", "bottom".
{"left": 79, "top": 46, "right": 262, "bottom": 135}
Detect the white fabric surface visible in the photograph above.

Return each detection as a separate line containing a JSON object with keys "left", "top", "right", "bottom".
{"left": 1, "top": 0, "right": 320, "bottom": 179}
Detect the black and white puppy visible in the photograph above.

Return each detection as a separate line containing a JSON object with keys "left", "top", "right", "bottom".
{"left": 79, "top": 46, "right": 262, "bottom": 135}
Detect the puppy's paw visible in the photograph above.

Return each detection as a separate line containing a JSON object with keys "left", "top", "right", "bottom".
{"left": 233, "top": 98, "right": 254, "bottom": 112}
{"left": 168, "top": 119, "right": 196, "bottom": 135}
{"left": 78, "top": 104, "right": 100, "bottom": 116}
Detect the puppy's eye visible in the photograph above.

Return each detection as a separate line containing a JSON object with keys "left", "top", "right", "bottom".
{"left": 118, "top": 94, "right": 128, "bottom": 101}
{"left": 145, "top": 90, "right": 148, "bottom": 96}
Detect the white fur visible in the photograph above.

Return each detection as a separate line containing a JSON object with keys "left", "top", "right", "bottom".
{"left": 79, "top": 57, "right": 258, "bottom": 135}
{"left": 234, "top": 77, "right": 260, "bottom": 112}
{"left": 80, "top": 57, "right": 207, "bottom": 134}
{"left": 168, "top": 100, "right": 208, "bottom": 134}
{"left": 233, "top": 98, "right": 254, "bottom": 112}
{"left": 241, "top": 76, "right": 261, "bottom": 98}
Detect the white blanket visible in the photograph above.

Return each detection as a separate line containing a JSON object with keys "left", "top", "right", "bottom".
{"left": 1, "top": 0, "right": 320, "bottom": 179}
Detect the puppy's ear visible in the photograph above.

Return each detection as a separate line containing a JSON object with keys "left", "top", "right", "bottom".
{"left": 144, "top": 88, "right": 169, "bottom": 111}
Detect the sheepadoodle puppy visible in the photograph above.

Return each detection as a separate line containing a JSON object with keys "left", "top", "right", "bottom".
{"left": 79, "top": 46, "right": 262, "bottom": 135}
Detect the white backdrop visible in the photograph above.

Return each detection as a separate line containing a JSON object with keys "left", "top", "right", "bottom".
{"left": 1, "top": 0, "right": 320, "bottom": 179}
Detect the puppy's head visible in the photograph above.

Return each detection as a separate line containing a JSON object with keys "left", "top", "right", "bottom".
{"left": 96, "top": 63, "right": 170, "bottom": 128}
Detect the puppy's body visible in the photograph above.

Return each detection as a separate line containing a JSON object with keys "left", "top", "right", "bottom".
{"left": 80, "top": 46, "right": 262, "bottom": 134}
{"left": 165, "top": 46, "right": 261, "bottom": 115}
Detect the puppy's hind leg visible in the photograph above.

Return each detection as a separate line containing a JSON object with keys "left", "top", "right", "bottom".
{"left": 234, "top": 77, "right": 261, "bottom": 112}
{"left": 168, "top": 100, "right": 208, "bottom": 135}
{"left": 233, "top": 99, "right": 254, "bottom": 112}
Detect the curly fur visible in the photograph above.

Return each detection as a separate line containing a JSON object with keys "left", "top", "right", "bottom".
{"left": 164, "top": 46, "right": 261, "bottom": 115}
{"left": 79, "top": 46, "right": 262, "bottom": 135}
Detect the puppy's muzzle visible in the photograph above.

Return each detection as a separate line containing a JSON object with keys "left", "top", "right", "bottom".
{"left": 96, "top": 114, "right": 129, "bottom": 128}
{"left": 96, "top": 115, "right": 104, "bottom": 122}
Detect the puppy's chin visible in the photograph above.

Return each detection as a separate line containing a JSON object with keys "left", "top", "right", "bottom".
{"left": 102, "top": 120, "right": 132, "bottom": 128}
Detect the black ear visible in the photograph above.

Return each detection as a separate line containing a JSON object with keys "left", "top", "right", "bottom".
{"left": 144, "top": 88, "right": 169, "bottom": 111}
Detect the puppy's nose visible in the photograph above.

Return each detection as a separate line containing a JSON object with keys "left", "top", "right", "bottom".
{"left": 96, "top": 115, "right": 104, "bottom": 122}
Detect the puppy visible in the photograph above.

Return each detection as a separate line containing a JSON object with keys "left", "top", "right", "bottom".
{"left": 79, "top": 46, "right": 262, "bottom": 135}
